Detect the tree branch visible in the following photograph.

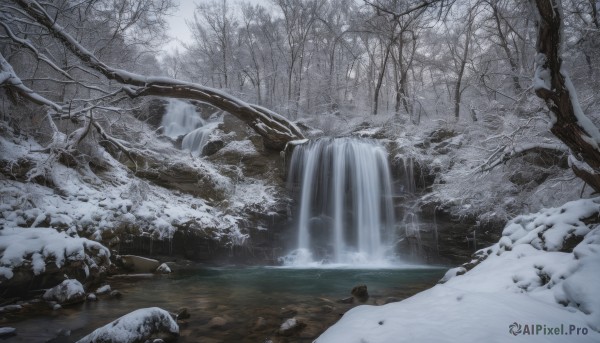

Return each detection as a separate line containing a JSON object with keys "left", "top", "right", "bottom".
{"left": 12, "top": 0, "right": 304, "bottom": 150}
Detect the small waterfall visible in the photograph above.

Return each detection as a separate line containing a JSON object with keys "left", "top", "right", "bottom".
{"left": 161, "top": 99, "right": 221, "bottom": 156}
{"left": 284, "top": 137, "right": 396, "bottom": 266}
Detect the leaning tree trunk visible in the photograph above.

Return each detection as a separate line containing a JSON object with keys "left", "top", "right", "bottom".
{"left": 532, "top": 0, "right": 600, "bottom": 192}
{"left": 12, "top": 0, "right": 304, "bottom": 151}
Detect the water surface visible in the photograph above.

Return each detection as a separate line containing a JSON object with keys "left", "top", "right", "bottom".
{"left": 4, "top": 266, "right": 446, "bottom": 342}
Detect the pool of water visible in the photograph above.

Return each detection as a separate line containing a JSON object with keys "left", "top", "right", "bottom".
{"left": 4, "top": 266, "right": 447, "bottom": 342}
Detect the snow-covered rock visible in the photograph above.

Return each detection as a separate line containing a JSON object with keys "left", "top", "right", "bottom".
{"left": 43, "top": 279, "right": 86, "bottom": 305}
{"left": 155, "top": 263, "right": 171, "bottom": 274}
{"left": 76, "top": 307, "right": 179, "bottom": 343}
{"left": 95, "top": 285, "right": 111, "bottom": 294}
{"left": 0, "top": 228, "right": 110, "bottom": 296}
{"left": 317, "top": 198, "right": 600, "bottom": 342}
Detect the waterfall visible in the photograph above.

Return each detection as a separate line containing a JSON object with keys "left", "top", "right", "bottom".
{"left": 284, "top": 137, "right": 396, "bottom": 266}
{"left": 161, "top": 99, "right": 221, "bottom": 156}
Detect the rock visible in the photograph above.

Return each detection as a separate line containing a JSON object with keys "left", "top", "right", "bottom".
{"left": 96, "top": 284, "right": 111, "bottom": 294}
{"left": 0, "top": 304, "right": 22, "bottom": 314}
{"left": 52, "top": 303, "right": 62, "bottom": 310}
{"left": 0, "top": 327, "right": 16, "bottom": 338}
{"left": 253, "top": 317, "right": 267, "bottom": 330}
{"left": 155, "top": 263, "right": 171, "bottom": 274}
{"left": 337, "top": 297, "right": 354, "bottom": 304}
{"left": 321, "top": 305, "right": 335, "bottom": 313}
{"left": 351, "top": 284, "right": 369, "bottom": 303}
{"left": 43, "top": 279, "right": 86, "bottom": 305}
{"left": 428, "top": 128, "right": 457, "bottom": 143}
{"left": 202, "top": 139, "right": 224, "bottom": 156}
{"left": 120, "top": 255, "right": 160, "bottom": 273}
{"left": 110, "top": 290, "right": 123, "bottom": 298}
{"left": 208, "top": 316, "right": 229, "bottom": 330}
{"left": 176, "top": 308, "right": 190, "bottom": 320}
{"left": 87, "top": 293, "right": 97, "bottom": 301}
{"left": 278, "top": 317, "right": 305, "bottom": 336}
{"left": 77, "top": 307, "right": 179, "bottom": 343}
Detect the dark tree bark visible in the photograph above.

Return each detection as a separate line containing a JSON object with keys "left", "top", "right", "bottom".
{"left": 533, "top": 0, "right": 600, "bottom": 192}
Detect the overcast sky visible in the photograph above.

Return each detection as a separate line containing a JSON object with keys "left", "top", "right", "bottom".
{"left": 163, "top": 0, "right": 273, "bottom": 54}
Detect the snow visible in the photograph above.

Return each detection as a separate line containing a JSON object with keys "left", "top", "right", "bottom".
{"left": 533, "top": 53, "right": 552, "bottom": 92}
{"left": 560, "top": 65, "right": 600, "bottom": 147}
{"left": 317, "top": 198, "right": 600, "bottom": 342}
{"left": 76, "top": 307, "right": 179, "bottom": 343}
{"left": 96, "top": 285, "right": 111, "bottom": 294}
{"left": 0, "top": 227, "right": 110, "bottom": 279}
{"left": 43, "top": 279, "right": 85, "bottom": 304}
{"left": 0, "top": 129, "right": 248, "bottom": 244}
{"left": 218, "top": 139, "right": 259, "bottom": 156}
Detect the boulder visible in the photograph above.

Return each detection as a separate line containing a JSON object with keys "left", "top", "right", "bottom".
{"left": 120, "top": 255, "right": 160, "bottom": 273}
{"left": 351, "top": 284, "right": 369, "bottom": 303}
{"left": 77, "top": 307, "right": 179, "bottom": 343}
{"left": 43, "top": 279, "right": 85, "bottom": 305}
{"left": 155, "top": 263, "right": 171, "bottom": 274}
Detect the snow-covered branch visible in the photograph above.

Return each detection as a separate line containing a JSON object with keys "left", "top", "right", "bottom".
{"left": 479, "top": 143, "right": 567, "bottom": 172}
{"left": 11, "top": 0, "right": 305, "bottom": 150}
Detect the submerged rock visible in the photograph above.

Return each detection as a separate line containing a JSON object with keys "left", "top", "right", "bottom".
{"left": 76, "top": 307, "right": 179, "bottom": 343}
{"left": 278, "top": 317, "right": 305, "bottom": 336}
{"left": 43, "top": 279, "right": 85, "bottom": 305}
{"left": 351, "top": 284, "right": 369, "bottom": 303}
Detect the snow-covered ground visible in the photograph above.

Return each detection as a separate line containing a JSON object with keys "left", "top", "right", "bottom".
{"left": 317, "top": 198, "right": 600, "bottom": 342}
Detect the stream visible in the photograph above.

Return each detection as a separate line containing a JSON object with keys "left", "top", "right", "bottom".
{"left": 3, "top": 266, "right": 446, "bottom": 342}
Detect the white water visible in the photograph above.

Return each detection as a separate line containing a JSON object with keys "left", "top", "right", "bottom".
{"left": 161, "top": 99, "right": 221, "bottom": 156}
{"left": 284, "top": 138, "right": 396, "bottom": 266}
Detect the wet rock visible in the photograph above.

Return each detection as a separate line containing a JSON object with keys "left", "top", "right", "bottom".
{"left": 351, "top": 284, "right": 369, "bottom": 303}
{"left": 121, "top": 255, "right": 160, "bottom": 273}
{"left": 110, "top": 290, "right": 123, "bottom": 298}
{"left": 0, "top": 304, "right": 22, "bottom": 314}
{"left": 320, "top": 305, "right": 335, "bottom": 313}
{"left": 253, "top": 316, "right": 267, "bottom": 330}
{"left": 176, "top": 308, "right": 190, "bottom": 320}
{"left": 202, "top": 139, "right": 224, "bottom": 156}
{"left": 0, "top": 327, "right": 16, "bottom": 338}
{"left": 337, "top": 297, "right": 354, "bottom": 304}
{"left": 43, "top": 279, "right": 85, "bottom": 305}
{"left": 87, "top": 293, "right": 97, "bottom": 301}
{"left": 280, "top": 306, "right": 298, "bottom": 317}
{"left": 208, "top": 316, "right": 230, "bottom": 330}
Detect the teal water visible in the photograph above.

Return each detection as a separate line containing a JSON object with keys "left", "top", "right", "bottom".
{"left": 4, "top": 266, "right": 446, "bottom": 342}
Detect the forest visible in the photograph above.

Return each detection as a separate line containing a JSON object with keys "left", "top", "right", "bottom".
{"left": 0, "top": 0, "right": 599, "bottom": 342}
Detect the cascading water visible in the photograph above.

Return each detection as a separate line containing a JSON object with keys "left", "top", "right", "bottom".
{"left": 283, "top": 137, "right": 396, "bottom": 266}
{"left": 161, "top": 99, "right": 221, "bottom": 156}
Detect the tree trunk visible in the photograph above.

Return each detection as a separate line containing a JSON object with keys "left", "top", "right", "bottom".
{"left": 533, "top": 0, "right": 600, "bottom": 192}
